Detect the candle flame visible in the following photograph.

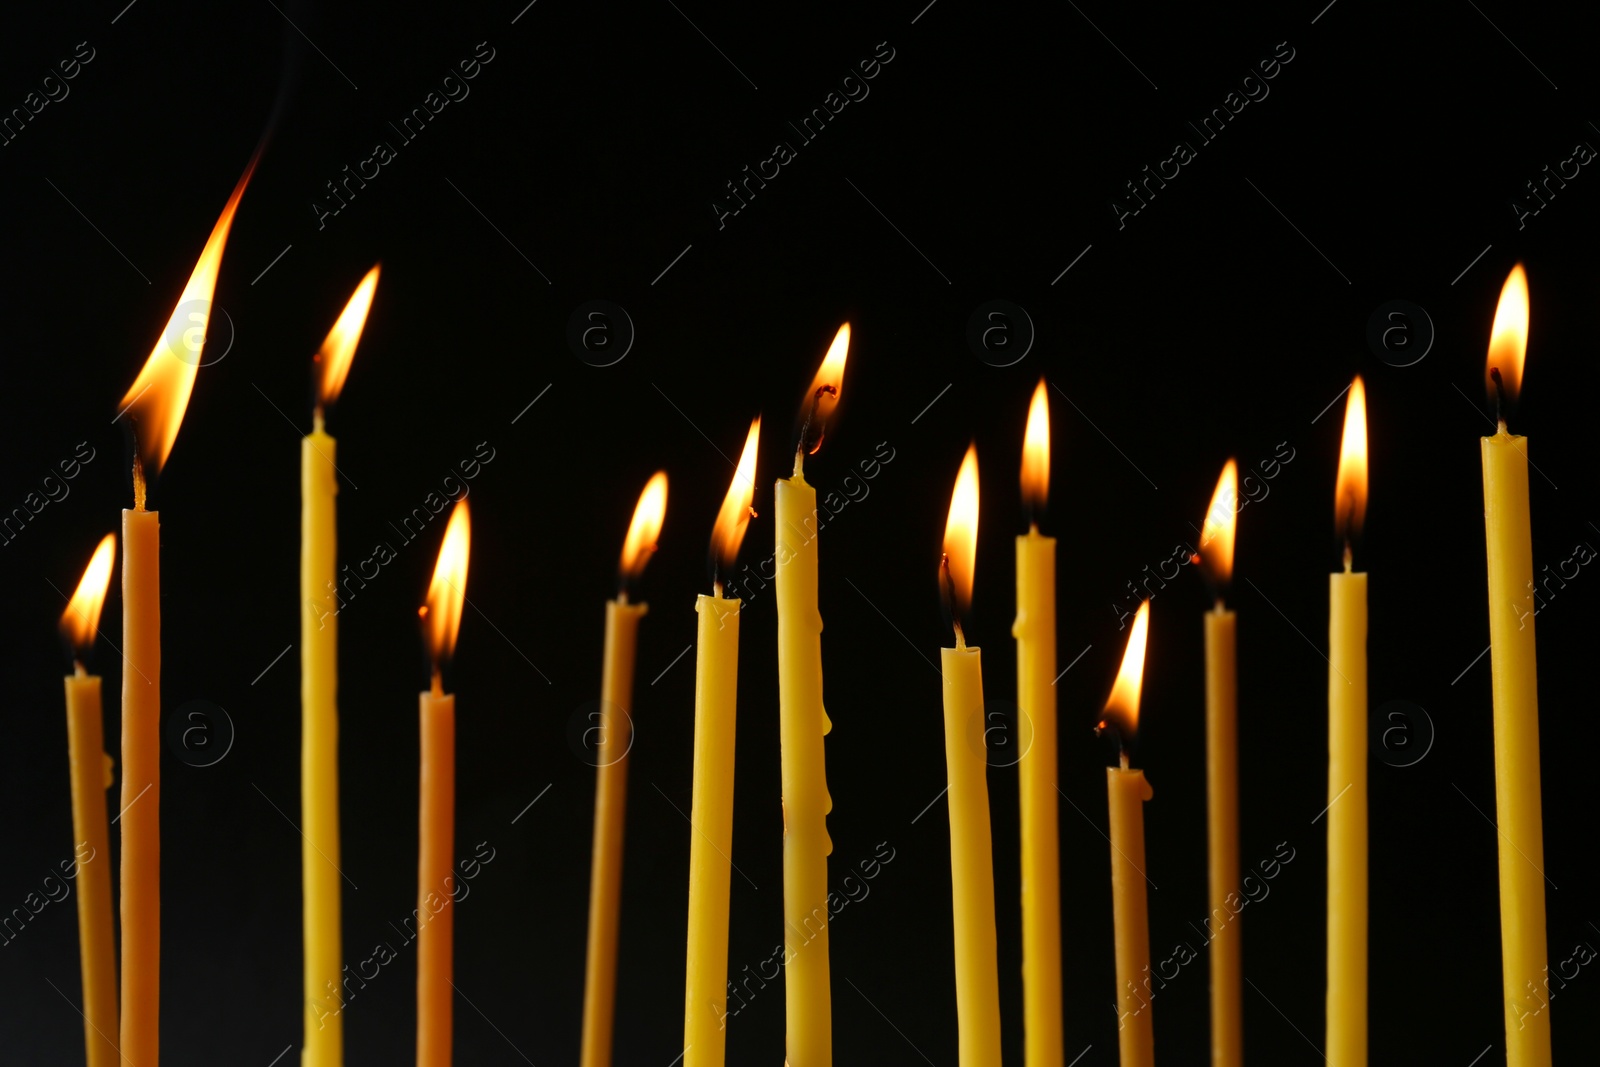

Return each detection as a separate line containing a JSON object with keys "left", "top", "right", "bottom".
{"left": 619, "top": 471, "right": 669, "bottom": 580}
{"left": 117, "top": 157, "right": 257, "bottom": 479}
{"left": 796, "top": 323, "right": 850, "bottom": 457}
{"left": 423, "top": 500, "right": 471, "bottom": 665}
{"left": 1198, "top": 459, "right": 1238, "bottom": 587}
{"left": 59, "top": 533, "right": 117, "bottom": 655}
{"left": 317, "top": 264, "right": 380, "bottom": 407}
{"left": 1101, "top": 599, "right": 1150, "bottom": 735}
{"left": 1020, "top": 378, "right": 1049, "bottom": 515}
{"left": 711, "top": 418, "right": 761, "bottom": 577}
{"left": 1486, "top": 262, "right": 1529, "bottom": 406}
{"left": 1334, "top": 375, "right": 1368, "bottom": 544}
{"left": 941, "top": 443, "right": 980, "bottom": 624}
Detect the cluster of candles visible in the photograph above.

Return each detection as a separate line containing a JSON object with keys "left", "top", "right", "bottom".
{"left": 50, "top": 158, "right": 1555, "bottom": 1067}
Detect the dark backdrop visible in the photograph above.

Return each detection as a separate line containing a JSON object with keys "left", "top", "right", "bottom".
{"left": 2, "top": 1, "right": 1598, "bottom": 1063}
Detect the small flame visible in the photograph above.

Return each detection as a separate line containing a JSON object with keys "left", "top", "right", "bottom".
{"left": 60, "top": 534, "right": 117, "bottom": 655}
{"left": 117, "top": 158, "right": 257, "bottom": 480}
{"left": 317, "top": 264, "right": 380, "bottom": 407}
{"left": 619, "top": 471, "right": 669, "bottom": 580}
{"left": 941, "top": 443, "right": 980, "bottom": 624}
{"left": 1486, "top": 263, "right": 1529, "bottom": 406}
{"left": 1334, "top": 376, "right": 1368, "bottom": 544}
{"left": 1101, "top": 599, "right": 1150, "bottom": 736}
{"left": 1198, "top": 459, "right": 1238, "bottom": 587}
{"left": 797, "top": 323, "right": 850, "bottom": 457}
{"left": 711, "top": 418, "right": 761, "bottom": 577}
{"left": 423, "top": 500, "right": 471, "bottom": 665}
{"left": 1021, "top": 378, "right": 1049, "bottom": 515}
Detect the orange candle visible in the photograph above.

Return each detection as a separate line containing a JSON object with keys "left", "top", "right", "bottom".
{"left": 114, "top": 157, "right": 256, "bottom": 1065}
{"left": 581, "top": 473, "right": 667, "bottom": 1067}
{"left": 59, "top": 535, "right": 119, "bottom": 1067}
{"left": 417, "top": 501, "right": 471, "bottom": 1067}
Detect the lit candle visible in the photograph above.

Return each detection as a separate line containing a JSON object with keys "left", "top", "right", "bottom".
{"left": 775, "top": 323, "right": 849, "bottom": 1066}
{"left": 1480, "top": 265, "right": 1551, "bottom": 1066}
{"left": 1327, "top": 376, "right": 1369, "bottom": 1067}
{"left": 939, "top": 443, "right": 1002, "bottom": 1067}
{"left": 683, "top": 419, "right": 760, "bottom": 1067}
{"left": 1012, "top": 381, "right": 1062, "bottom": 1067}
{"left": 58, "top": 534, "right": 118, "bottom": 1067}
{"left": 417, "top": 501, "right": 471, "bottom": 1067}
{"left": 303, "top": 264, "right": 380, "bottom": 1066}
{"left": 114, "top": 158, "right": 256, "bottom": 1066}
{"left": 581, "top": 472, "right": 668, "bottom": 1067}
{"left": 1098, "top": 600, "right": 1154, "bottom": 1067}
{"left": 1197, "top": 460, "right": 1241, "bottom": 1067}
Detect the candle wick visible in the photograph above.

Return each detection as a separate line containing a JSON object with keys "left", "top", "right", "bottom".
{"left": 792, "top": 447, "right": 805, "bottom": 478}
{"left": 131, "top": 454, "right": 147, "bottom": 512}
{"left": 313, "top": 405, "right": 326, "bottom": 434}
{"left": 430, "top": 669, "right": 444, "bottom": 698}
{"left": 1343, "top": 540, "right": 1353, "bottom": 574}
{"left": 73, "top": 660, "right": 87, "bottom": 678}
{"left": 952, "top": 619, "right": 967, "bottom": 650}
{"left": 1119, "top": 748, "right": 1130, "bottom": 772}
{"left": 1214, "top": 595, "right": 1226, "bottom": 613}
{"left": 713, "top": 579, "right": 724, "bottom": 599}
{"left": 1490, "top": 366, "right": 1509, "bottom": 433}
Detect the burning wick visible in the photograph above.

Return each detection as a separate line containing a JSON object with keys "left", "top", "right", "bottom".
{"left": 1490, "top": 366, "right": 1508, "bottom": 433}
{"left": 939, "top": 552, "right": 966, "bottom": 649}
{"left": 795, "top": 382, "right": 838, "bottom": 472}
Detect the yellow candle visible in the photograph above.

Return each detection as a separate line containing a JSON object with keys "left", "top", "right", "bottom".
{"left": 1100, "top": 601, "right": 1154, "bottom": 1067}
{"left": 1328, "top": 377, "right": 1369, "bottom": 1067}
{"left": 115, "top": 156, "right": 256, "bottom": 1066}
{"left": 940, "top": 444, "right": 1002, "bottom": 1067}
{"left": 302, "top": 264, "right": 379, "bottom": 1065}
{"left": 1481, "top": 265, "right": 1551, "bottom": 1066}
{"left": 684, "top": 423, "right": 758, "bottom": 1067}
{"left": 417, "top": 501, "right": 471, "bottom": 1067}
{"left": 775, "top": 325, "right": 848, "bottom": 1067}
{"left": 582, "top": 473, "right": 667, "bottom": 1067}
{"left": 59, "top": 535, "right": 119, "bottom": 1067}
{"left": 1012, "top": 381, "right": 1061, "bottom": 1067}
{"left": 1198, "top": 461, "right": 1241, "bottom": 1067}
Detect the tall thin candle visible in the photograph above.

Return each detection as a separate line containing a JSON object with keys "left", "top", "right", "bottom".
{"left": 775, "top": 324, "right": 849, "bottom": 1067}
{"left": 581, "top": 472, "right": 667, "bottom": 1067}
{"left": 417, "top": 501, "right": 471, "bottom": 1067}
{"left": 683, "top": 419, "right": 759, "bottom": 1067}
{"left": 59, "top": 535, "right": 119, "bottom": 1067}
{"left": 114, "top": 159, "right": 256, "bottom": 1066}
{"left": 302, "top": 264, "right": 379, "bottom": 1065}
{"left": 1480, "top": 265, "right": 1551, "bottom": 1066}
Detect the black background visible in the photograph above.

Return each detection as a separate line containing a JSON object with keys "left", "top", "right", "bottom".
{"left": 3, "top": 1, "right": 1599, "bottom": 1063}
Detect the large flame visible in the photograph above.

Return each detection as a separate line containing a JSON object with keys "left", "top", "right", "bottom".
{"left": 117, "top": 158, "right": 257, "bottom": 480}
{"left": 711, "top": 418, "right": 761, "bottom": 578}
{"left": 797, "top": 323, "right": 850, "bottom": 457}
{"left": 1486, "top": 263, "right": 1529, "bottom": 406}
{"left": 422, "top": 500, "right": 471, "bottom": 665}
{"left": 1198, "top": 458, "right": 1238, "bottom": 587}
{"left": 1335, "top": 375, "right": 1368, "bottom": 544}
{"left": 1102, "top": 599, "right": 1150, "bottom": 735}
{"left": 317, "top": 264, "right": 380, "bottom": 408}
{"left": 1021, "top": 378, "right": 1049, "bottom": 515}
{"left": 942, "top": 443, "right": 980, "bottom": 624}
{"left": 619, "top": 471, "right": 669, "bottom": 580}
{"left": 60, "top": 533, "right": 116, "bottom": 655}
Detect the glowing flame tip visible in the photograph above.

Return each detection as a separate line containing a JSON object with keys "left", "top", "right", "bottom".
{"left": 1102, "top": 600, "right": 1150, "bottom": 734}
{"left": 1199, "top": 459, "right": 1238, "bottom": 586}
{"left": 60, "top": 534, "right": 117, "bottom": 655}
{"left": 318, "top": 264, "right": 381, "bottom": 406}
{"left": 941, "top": 443, "right": 980, "bottom": 625}
{"left": 619, "top": 471, "right": 669, "bottom": 580}
{"left": 1335, "top": 376, "right": 1368, "bottom": 544}
{"left": 1021, "top": 378, "right": 1050, "bottom": 513}
{"left": 424, "top": 500, "right": 471, "bottom": 664}
{"left": 711, "top": 418, "right": 761, "bottom": 576}
{"left": 1486, "top": 263, "right": 1529, "bottom": 407}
